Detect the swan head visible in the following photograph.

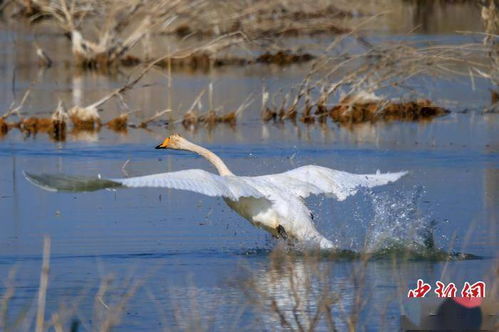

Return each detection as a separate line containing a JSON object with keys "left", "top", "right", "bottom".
{"left": 155, "top": 134, "right": 186, "bottom": 150}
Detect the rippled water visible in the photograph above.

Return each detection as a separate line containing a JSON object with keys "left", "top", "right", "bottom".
{"left": 0, "top": 3, "right": 498, "bottom": 330}
{"left": 1, "top": 111, "right": 497, "bottom": 329}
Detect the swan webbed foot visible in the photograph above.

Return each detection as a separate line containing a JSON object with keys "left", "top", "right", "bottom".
{"left": 276, "top": 225, "right": 288, "bottom": 240}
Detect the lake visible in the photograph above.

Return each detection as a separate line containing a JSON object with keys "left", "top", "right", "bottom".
{"left": 0, "top": 1, "right": 497, "bottom": 330}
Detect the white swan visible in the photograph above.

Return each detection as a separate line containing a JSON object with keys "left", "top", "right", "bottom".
{"left": 24, "top": 134, "right": 407, "bottom": 249}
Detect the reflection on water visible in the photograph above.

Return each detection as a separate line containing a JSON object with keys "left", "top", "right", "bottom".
{"left": 393, "top": 0, "right": 483, "bottom": 33}
{"left": 236, "top": 248, "right": 493, "bottom": 331}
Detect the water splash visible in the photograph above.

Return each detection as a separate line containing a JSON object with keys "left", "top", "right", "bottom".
{"left": 315, "top": 185, "right": 433, "bottom": 252}
{"left": 244, "top": 186, "right": 479, "bottom": 260}
{"left": 364, "top": 186, "right": 432, "bottom": 252}
{"left": 312, "top": 186, "right": 480, "bottom": 260}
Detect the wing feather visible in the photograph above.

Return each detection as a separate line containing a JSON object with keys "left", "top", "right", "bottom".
{"left": 25, "top": 165, "right": 406, "bottom": 202}
{"left": 251, "top": 165, "right": 407, "bottom": 200}
{"left": 25, "top": 169, "right": 264, "bottom": 200}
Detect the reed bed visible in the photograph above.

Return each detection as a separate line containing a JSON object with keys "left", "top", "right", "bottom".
{"left": 1, "top": 0, "right": 363, "bottom": 71}
{"left": 0, "top": 1, "right": 494, "bottom": 128}
{"left": 1, "top": 7, "right": 495, "bottom": 136}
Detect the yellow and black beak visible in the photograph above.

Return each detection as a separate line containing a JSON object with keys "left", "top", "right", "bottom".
{"left": 155, "top": 138, "right": 170, "bottom": 149}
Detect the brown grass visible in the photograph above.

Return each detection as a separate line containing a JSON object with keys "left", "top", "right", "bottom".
{"left": 161, "top": 0, "right": 355, "bottom": 40}
{"left": 68, "top": 106, "right": 101, "bottom": 130}
{"left": 13, "top": 0, "right": 197, "bottom": 69}
{"left": 156, "top": 53, "right": 248, "bottom": 72}
{"left": 5, "top": 0, "right": 364, "bottom": 71}
{"left": 0, "top": 0, "right": 494, "bottom": 137}
{"left": 19, "top": 117, "right": 67, "bottom": 141}
{"left": 106, "top": 114, "right": 128, "bottom": 132}
{"left": 35, "top": 236, "right": 50, "bottom": 332}
{"left": 491, "top": 89, "right": 499, "bottom": 105}
{"left": 0, "top": 118, "right": 9, "bottom": 135}
{"left": 330, "top": 97, "right": 449, "bottom": 124}
{"left": 256, "top": 51, "right": 315, "bottom": 66}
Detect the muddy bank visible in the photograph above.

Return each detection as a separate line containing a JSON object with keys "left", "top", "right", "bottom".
{"left": 330, "top": 98, "right": 450, "bottom": 124}
{"left": 126, "top": 50, "right": 317, "bottom": 72}
{"left": 262, "top": 93, "right": 450, "bottom": 125}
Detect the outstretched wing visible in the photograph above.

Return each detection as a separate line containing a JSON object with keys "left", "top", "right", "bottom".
{"left": 24, "top": 169, "right": 265, "bottom": 201}
{"left": 251, "top": 165, "right": 407, "bottom": 201}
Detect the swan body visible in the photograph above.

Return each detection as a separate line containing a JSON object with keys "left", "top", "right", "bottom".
{"left": 24, "top": 134, "right": 407, "bottom": 249}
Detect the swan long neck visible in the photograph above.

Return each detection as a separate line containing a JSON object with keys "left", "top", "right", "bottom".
{"left": 181, "top": 140, "right": 233, "bottom": 176}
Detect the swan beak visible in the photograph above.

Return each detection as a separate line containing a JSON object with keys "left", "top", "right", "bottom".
{"left": 155, "top": 138, "right": 170, "bottom": 149}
